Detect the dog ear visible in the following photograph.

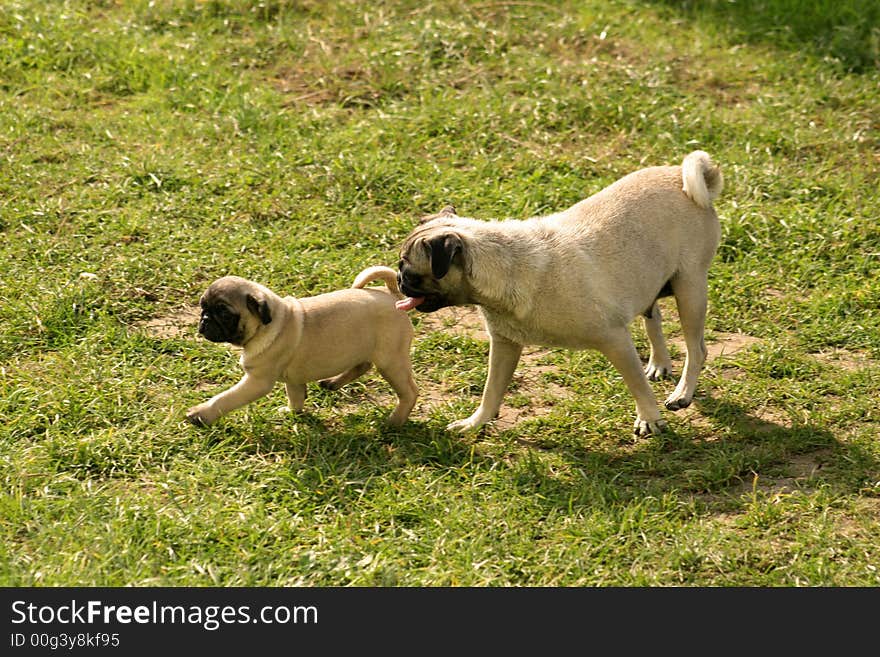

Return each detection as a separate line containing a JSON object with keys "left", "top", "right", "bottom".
{"left": 418, "top": 204, "right": 457, "bottom": 224}
{"left": 426, "top": 233, "right": 463, "bottom": 279}
{"left": 246, "top": 293, "right": 272, "bottom": 325}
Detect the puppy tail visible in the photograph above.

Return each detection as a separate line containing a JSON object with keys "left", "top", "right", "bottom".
{"left": 681, "top": 150, "right": 723, "bottom": 210}
{"left": 351, "top": 265, "right": 403, "bottom": 299}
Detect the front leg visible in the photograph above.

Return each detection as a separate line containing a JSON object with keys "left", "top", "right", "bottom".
{"left": 447, "top": 333, "right": 523, "bottom": 433}
{"left": 186, "top": 373, "right": 276, "bottom": 426}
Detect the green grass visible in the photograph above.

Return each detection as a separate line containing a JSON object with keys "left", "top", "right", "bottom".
{"left": 1, "top": 0, "right": 878, "bottom": 586}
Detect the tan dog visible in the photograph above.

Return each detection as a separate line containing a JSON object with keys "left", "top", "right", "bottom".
{"left": 186, "top": 266, "right": 418, "bottom": 427}
{"left": 396, "top": 151, "right": 723, "bottom": 436}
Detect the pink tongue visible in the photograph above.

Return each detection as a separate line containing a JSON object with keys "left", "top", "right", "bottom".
{"left": 396, "top": 296, "right": 425, "bottom": 311}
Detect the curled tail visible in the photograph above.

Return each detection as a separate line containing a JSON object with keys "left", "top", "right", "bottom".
{"left": 351, "top": 265, "right": 403, "bottom": 300}
{"left": 681, "top": 150, "right": 723, "bottom": 210}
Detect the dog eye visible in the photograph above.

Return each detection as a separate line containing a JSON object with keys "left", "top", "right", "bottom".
{"left": 208, "top": 306, "right": 232, "bottom": 320}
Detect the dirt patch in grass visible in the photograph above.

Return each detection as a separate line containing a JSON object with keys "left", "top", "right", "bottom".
{"left": 272, "top": 64, "right": 389, "bottom": 109}
{"left": 137, "top": 306, "right": 200, "bottom": 340}
{"left": 414, "top": 306, "right": 569, "bottom": 429}
{"left": 415, "top": 305, "right": 488, "bottom": 342}
{"left": 812, "top": 347, "right": 874, "bottom": 372}
{"left": 408, "top": 309, "right": 767, "bottom": 431}
{"left": 667, "top": 330, "right": 762, "bottom": 362}
{"left": 836, "top": 498, "right": 880, "bottom": 541}
{"left": 730, "top": 450, "right": 828, "bottom": 497}
{"left": 697, "top": 451, "right": 830, "bottom": 512}
{"left": 318, "top": 306, "right": 569, "bottom": 427}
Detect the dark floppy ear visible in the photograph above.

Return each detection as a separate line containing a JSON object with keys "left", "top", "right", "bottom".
{"left": 426, "top": 233, "right": 463, "bottom": 280}
{"left": 246, "top": 293, "right": 272, "bottom": 325}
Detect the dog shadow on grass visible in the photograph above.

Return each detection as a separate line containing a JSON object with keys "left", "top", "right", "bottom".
{"left": 219, "top": 392, "right": 479, "bottom": 471}
{"left": 227, "top": 381, "right": 876, "bottom": 517}
{"left": 499, "top": 390, "right": 877, "bottom": 513}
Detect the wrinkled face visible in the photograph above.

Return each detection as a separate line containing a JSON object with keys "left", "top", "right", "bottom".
{"left": 196, "top": 276, "right": 273, "bottom": 346}
{"left": 397, "top": 222, "right": 470, "bottom": 313}
{"left": 198, "top": 292, "right": 244, "bottom": 345}
{"left": 396, "top": 257, "right": 444, "bottom": 312}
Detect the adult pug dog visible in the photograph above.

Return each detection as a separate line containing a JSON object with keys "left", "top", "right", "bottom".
{"left": 396, "top": 151, "right": 723, "bottom": 436}
{"left": 186, "top": 266, "right": 418, "bottom": 427}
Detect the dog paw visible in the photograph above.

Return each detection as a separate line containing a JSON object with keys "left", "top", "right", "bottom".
{"left": 446, "top": 417, "right": 484, "bottom": 433}
{"left": 645, "top": 362, "right": 673, "bottom": 381}
{"left": 664, "top": 395, "right": 692, "bottom": 411}
{"left": 384, "top": 415, "right": 407, "bottom": 428}
{"left": 186, "top": 404, "right": 217, "bottom": 427}
{"left": 186, "top": 410, "right": 208, "bottom": 427}
{"left": 185, "top": 414, "right": 205, "bottom": 427}
{"left": 633, "top": 418, "right": 668, "bottom": 436}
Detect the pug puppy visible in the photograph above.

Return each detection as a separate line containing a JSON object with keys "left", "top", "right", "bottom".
{"left": 396, "top": 151, "right": 723, "bottom": 436}
{"left": 186, "top": 266, "right": 418, "bottom": 427}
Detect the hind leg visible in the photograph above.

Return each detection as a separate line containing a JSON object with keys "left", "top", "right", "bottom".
{"left": 318, "top": 362, "right": 372, "bottom": 391}
{"left": 599, "top": 327, "right": 667, "bottom": 436}
{"left": 665, "top": 274, "right": 708, "bottom": 411}
{"left": 376, "top": 361, "right": 418, "bottom": 426}
{"left": 285, "top": 382, "right": 307, "bottom": 411}
{"left": 642, "top": 302, "right": 673, "bottom": 381}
